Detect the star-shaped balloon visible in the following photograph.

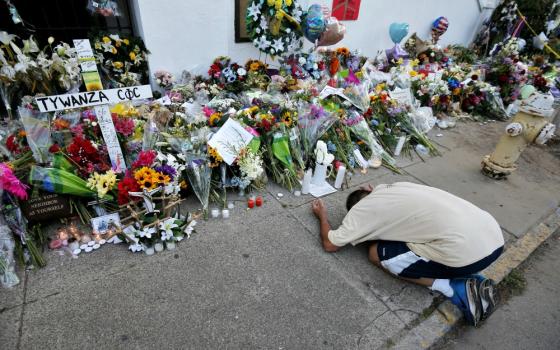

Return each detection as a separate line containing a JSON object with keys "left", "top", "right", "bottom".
{"left": 247, "top": 2, "right": 261, "bottom": 21}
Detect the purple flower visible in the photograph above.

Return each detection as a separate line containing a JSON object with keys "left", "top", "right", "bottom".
{"left": 155, "top": 165, "right": 177, "bottom": 180}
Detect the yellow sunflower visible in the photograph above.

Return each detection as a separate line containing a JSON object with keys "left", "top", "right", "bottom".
{"left": 153, "top": 172, "right": 171, "bottom": 185}
{"left": 134, "top": 167, "right": 156, "bottom": 183}
{"left": 209, "top": 112, "right": 222, "bottom": 127}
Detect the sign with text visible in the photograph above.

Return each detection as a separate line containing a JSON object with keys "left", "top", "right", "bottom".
{"left": 20, "top": 193, "right": 72, "bottom": 222}
{"left": 35, "top": 85, "right": 153, "bottom": 112}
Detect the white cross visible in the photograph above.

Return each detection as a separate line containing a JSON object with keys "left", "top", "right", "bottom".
{"left": 34, "top": 39, "right": 153, "bottom": 173}
{"left": 128, "top": 187, "right": 162, "bottom": 214}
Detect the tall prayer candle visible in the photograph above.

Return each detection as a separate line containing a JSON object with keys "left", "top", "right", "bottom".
{"left": 334, "top": 166, "right": 346, "bottom": 189}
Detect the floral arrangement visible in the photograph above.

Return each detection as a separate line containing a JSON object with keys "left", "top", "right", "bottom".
{"left": 208, "top": 56, "right": 247, "bottom": 93}
{"left": 246, "top": 0, "right": 304, "bottom": 56}
{"left": 92, "top": 34, "right": 150, "bottom": 87}
{"left": 154, "top": 70, "right": 175, "bottom": 90}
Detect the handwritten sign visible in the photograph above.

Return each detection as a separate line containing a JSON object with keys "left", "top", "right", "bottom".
{"left": 389, "top": 88, "right": 413, "bottom": 107}
{"left": 94, "top": 105, "right": 127, "bottom": 171}
{"left": 208, "top": 118, "right": 253, "bottom": 165}
{"left": 35, "top": 85, "right": 153, "bottom": 112}
{"left": 20, "top": 193, "right": 71, "bottom": 222}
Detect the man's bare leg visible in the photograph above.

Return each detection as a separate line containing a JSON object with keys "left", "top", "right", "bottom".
{"left": 368, "top": 242, "right": 435, "bottom": 287}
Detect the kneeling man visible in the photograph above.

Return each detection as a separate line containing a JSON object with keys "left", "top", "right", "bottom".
{"left": 312, "top": 182, "right": 504, "bottom": 326}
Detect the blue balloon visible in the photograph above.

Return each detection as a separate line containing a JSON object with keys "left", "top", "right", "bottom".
{"left": 304, "top": 4, "right": 326, "bottom": 43}
{"left": 389, "top": 22, "right": 409, "bottom": 44}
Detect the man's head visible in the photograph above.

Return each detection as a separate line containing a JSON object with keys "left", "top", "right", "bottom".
{"left": 346, "top": 189, "right": 370, "bottom": 211}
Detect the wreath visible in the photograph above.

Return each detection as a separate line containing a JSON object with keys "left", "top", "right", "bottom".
{"left": 246, "top": 0, "right": 304, "bottom": 56}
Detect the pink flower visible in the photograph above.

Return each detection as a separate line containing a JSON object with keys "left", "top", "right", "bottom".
{"left": 0, "top": 163, "right": 28, "bottom": 200}
{"left": 203, "top": 106, "right": 215, "bottom": 118}
{"left": 132, "top": 150, "right": 157, "bottom": 169}
{"left": 112, "top": 115, "right": 135, "bottom": 137}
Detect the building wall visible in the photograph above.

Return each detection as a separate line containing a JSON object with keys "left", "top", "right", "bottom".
{"left": 131, "top": 0, "right": 495, "bottom": 78}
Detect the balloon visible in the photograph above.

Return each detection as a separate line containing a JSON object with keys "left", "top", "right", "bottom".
{"left": 303, "top": 4, "right": 326, "bottom": 43}
{"left": 317, "top": 17, "right": 346, "bottom": 47}
{"left": 431, "top": 16, "right": 449, "bottom": 42}
{"left": 389, "top": 22, "right": 409, "bottom": 44}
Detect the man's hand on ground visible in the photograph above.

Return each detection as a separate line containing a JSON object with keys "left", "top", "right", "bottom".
{"left": 312, "top": 199, "right": 328, "bottom": 220}
{"left": 360, "top": 184, "right": 374, "bottom": 192}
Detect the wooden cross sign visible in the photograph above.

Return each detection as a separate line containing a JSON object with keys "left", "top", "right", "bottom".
{"left": 34, "top": 39, "right": 153, "bottom": 173}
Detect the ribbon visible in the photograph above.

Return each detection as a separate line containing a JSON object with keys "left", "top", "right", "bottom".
{"left": 516, "top": 8, "right": 560, "bottom": 59}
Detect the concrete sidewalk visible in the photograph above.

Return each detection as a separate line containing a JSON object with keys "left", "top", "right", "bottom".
{"left": 1, "top": 121, "right": 559, "bottom": 349}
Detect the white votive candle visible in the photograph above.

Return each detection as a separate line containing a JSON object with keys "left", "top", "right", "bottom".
{"left": 222, "top": 209, "right": 230, "bottom": 219}
{"left": 334, "top": 166, "right": 346, "bottom": 189}
{"left": 302, "top": 169, "right": 312, "bottom": 195}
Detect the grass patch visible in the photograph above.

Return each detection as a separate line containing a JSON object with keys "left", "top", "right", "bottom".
{"left": 499, "top": 269, "right": 527, "bottom": 298}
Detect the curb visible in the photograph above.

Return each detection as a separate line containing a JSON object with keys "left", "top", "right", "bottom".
{"left": 387, "top": 208, "right": 560, "bottom": 350}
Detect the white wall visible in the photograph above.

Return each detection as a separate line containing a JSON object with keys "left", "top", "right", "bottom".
{"left": 131, "top": 0, "right": 491, "bottom": 78}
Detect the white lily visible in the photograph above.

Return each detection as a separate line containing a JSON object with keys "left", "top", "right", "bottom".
{"left": 160, "top": 218, "right": 178, "bottom": 241}
{"left": 0, "top": 31, "right": 16, "bottom": 45}
{"left": 139, "top": 226, "right": 156, "bottom": 239}
{"left": 184, "top": 220, "right": 197, "bottom": 238}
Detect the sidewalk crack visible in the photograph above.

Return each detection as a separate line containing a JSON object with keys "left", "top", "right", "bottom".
{"left": 16, "top": 270, "right": 29, "bottom": 350}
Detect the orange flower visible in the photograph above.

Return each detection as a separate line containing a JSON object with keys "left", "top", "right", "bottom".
{"left": 53, "top": 119, "right": 70, "bottom": 130}
{"left": 336, "top": 47, "right": 350, "bottom": 56}
{"left": 329, "top": 57, "right": 340, "bottom": 76}
{"left": 18, "top": 130, "right": 27, "bottom": 137}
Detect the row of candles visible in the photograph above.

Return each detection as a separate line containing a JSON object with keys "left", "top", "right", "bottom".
{"left": 209, "top": 195, "right": 265, "bottom": 219}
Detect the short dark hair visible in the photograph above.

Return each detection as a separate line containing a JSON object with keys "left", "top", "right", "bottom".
{"left": 346, "top": 189, "right": 369, "bottom": 211}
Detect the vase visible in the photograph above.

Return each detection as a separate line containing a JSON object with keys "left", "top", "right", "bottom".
{"left": 154, "top": 242, "right": 164, "bottom": 252}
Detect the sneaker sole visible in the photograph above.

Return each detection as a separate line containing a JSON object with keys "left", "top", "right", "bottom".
{"left": 478, "top": 278, "right": 497, "bottom": 320}
{"left": 466, "top": 278, "right": 482, "bottom": 327}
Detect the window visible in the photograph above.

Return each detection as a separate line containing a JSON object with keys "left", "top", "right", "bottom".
{"left": 0, "top": 0, "right": 135, "bottom": 44}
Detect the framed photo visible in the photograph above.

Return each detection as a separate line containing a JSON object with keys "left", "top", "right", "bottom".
{"left": 235, "top": 0, "right": 251, "bottom": 43}
{"left": 91, "top": 213, "right": 121, "bottom": 234}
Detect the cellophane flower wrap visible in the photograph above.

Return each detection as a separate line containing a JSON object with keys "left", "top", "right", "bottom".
{"left": 297, "top": 103, "right": 337, "bottom": 165}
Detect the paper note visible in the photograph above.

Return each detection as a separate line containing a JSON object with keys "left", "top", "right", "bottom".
{"left": 309, "top": 182, "right": 337, "bottom": 198}
{"left": 389, "top": 88, "right": 413, "bottom": 106}
{"left": 207, "top": 119, "right": 253, "bottom": 165}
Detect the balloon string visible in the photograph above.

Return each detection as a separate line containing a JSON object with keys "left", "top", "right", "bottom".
{"left": 515, "top": 8, "right": 560, "bottom": 59}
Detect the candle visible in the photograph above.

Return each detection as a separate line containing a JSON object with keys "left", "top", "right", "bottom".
{"left": 87, "top": 241, "right": 96, "bottom": 247}
{"left": 211, "top": 208, "right": 220, "bottom": 218}
{"left": 256, "top": 196, "right": 263, "bottom": 207}
{"left": 302, "top": 169, "right": 312, "bottom": 195}
{"left": 334, "top": 165, "right": 346, "bottom": 189}
{"left": 394, "top": 136, "right": 406, "bottom": 156}
{"left": 248, "top": 198, "right": 255, "bottom": 208}
{"left": 72, "top": 248, "right": 81, "bottom": 255}
{"left": 80, "top": 244, "right": 89, "bottom": 250}
{"left": 222, "top": 209, "right": 230, "bottom": 219}
{"left": 69, "top": 241, "right": 80, "bottom": 251}
{"left": 294, "top": 190, "right": 301, "bottom": 197}
{"left": 154, "top": 242, "right": 164, "bottom": 252}
{"left": 145, "top": 246, "right": 155, "bottom": 256}
{"left": 57, "top": 228, "right": 69, "bottom": 241}
{"left": 84, "top": 246, "right": 93, "bottom": 253}
{"left": 227, "top": 202, "right": 235, "bottom": 209}
{"left": 92, "top": 243, "right": 101, "bottom": 250}
{"left": 49, "top": 239, "right": 63, "bottom": 250}
{"left": 166, "top": 241, "right": 176, "bottom": 250}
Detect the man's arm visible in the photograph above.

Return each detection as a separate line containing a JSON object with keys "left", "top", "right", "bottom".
{"left": 312, "top": 199, "right": 340, "bottom": 252}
